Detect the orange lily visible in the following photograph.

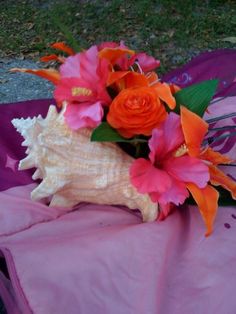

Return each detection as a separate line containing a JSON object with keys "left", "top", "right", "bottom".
{"left": 40, "top": 42, "right": 76, "bottom": 63}
{"left": 51, "top": 42, "right": 76, "bottom": 56}
{"left": 40, "top": 54, "right": 65, "bottom": 63}
{"left": 98, "top": 47, "right": 135, "bottom": 65}
{"left": 10, "top": 68, "right": 60, "bottom": 85}
{"left": 181, "top": 106, "right": 236, "bottom": 236}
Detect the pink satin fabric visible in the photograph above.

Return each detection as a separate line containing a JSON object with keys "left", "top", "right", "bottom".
{"left": 0, "top": 183, "right": 236, "bottom": 314}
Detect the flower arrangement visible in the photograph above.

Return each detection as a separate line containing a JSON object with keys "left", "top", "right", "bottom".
{"left": 12, "top": 41, "right": 236, "bottom": 236}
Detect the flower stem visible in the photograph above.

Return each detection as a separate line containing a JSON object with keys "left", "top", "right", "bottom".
{"left": 208, "top": 125, "right": 236, "bottom": 132}
{"left": 206, "top": 112, "right": 236, "bottom": 124}
{"left": 204, "top": 131, "right": 236, "bottom": 145}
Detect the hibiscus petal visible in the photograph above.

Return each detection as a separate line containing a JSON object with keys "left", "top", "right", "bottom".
{"left": 60, "top": 54, "right": 81, "bottom": 77}
{"left": 64, "top": 101, "right": 103, "bottom": 130}
{"left": 130, "top": 52, "right": 160, "bottom": 72}
{"left": 80, "top": 46, "right": 100, "bottom": 84}
{"left": 165, "top": 156, "right": 210, "bottom": 188}
{"left": 158, "top": 203, "right": 176, "bottom": 221}
{"left": 148, "top": 113, "right": 184, "bottom": 163}
{"left": 148, "top": 128, "right": 166, "bottom": 163}
{"left": 209, "top": 165, "right": 236, "bottom": 199}
{"left": 129, "top": 158, "right": 171, "bottom": 196}
{"left": 157, "top": 177, "right": 189, "bottom": 205}
{"left": 158, "top": 203, "right": 171, "bottom": 221}
{"left": 180, "top": 106, "right": 208, "bottom": 157}
{"left": 54, "top": 78, "right": 94, "bottom": 103}
{"left": 187, "top": 183, "right": 219, "bottom": 236}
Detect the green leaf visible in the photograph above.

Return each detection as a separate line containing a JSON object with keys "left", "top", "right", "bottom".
{"left": 174, "top": 79, "right": 218, "bottom": 117}
{"left": 91, "top": 122, "right": 134, "bottom": 142}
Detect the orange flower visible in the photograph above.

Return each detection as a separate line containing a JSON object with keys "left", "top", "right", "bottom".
{"left": 10, "top": 68, "right": 60, "bottom": 85}
{"left": 181, "top": 106, "right": 236, "bottom": 236}
{"left": 107, "top": 86, "right": 167, "bottom": 138}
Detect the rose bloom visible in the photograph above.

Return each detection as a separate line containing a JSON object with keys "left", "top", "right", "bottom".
{"left": 107, "top": 86, "right": 167, "bottom": 138}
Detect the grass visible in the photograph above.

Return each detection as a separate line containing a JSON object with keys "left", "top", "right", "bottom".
{"left": 0, "top": 0, "right": 236, "bottom": 73}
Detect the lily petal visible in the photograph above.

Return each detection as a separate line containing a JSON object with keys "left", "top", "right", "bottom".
{"left": 10, "top": 68, "right": 60, "bottom": 85}
{"left": 98, "top": 47, "right": 135, "bottom": 65}
{"left": 107, "top": 71, "right": 148, "bottom": 90}
{"left": 187, "top": 183, "right": 219, "bottom": 236}
{"left": 180, "top": 106, "right": 208, "bottom": 157}
{"left": 107, "top": 71, "right": 130, "bottom": 86}
{"left": 152, "top": 82, "right": 176, "bottom": 109}
{"left": 51, "top": 42, "right": 76, "bottom": 56}
{"left": 209, "top": 165, "right": 236, "bottom": 199}
{"left": 200, "top": 147, "right": 232, "bottom": 165}
{"left": 40, "top": 54, "right": 65, "bottom": 63}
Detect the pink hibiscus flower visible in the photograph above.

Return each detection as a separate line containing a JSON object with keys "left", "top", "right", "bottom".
{"left": 54, "top": 45, "right": 111, "bottom": 130}
{"left": 129, "top": 112, "right": 210, "bottom": 219}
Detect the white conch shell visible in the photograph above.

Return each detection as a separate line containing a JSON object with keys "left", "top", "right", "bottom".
{"left": 12, "top": 105, "right": 158, "bottom": 222}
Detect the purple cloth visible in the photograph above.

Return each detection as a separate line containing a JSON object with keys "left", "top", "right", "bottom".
{"left": 0, "top": 99, "right": 55, "bottom": 192}
{"left": 0, "top": 50, "right": 235, "bottom": 314}
{"left": 162, "top": 49, "right": 236, "bottom": 97}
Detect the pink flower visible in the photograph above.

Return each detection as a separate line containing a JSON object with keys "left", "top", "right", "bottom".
{"left": 129, "top": 52, "right": 160, "bottom": 72}
{"left": 54, "top": 45, "right": 111, "bottom": 129}
{"left": 130, "top": 113, "right": 210, "bottom": 219}
{"left": 98, "top": 41, "right": 160, "bottom": 72}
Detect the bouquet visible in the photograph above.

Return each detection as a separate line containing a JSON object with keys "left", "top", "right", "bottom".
{"left": 11, "top": 41, "right": 236, "bottom": 236}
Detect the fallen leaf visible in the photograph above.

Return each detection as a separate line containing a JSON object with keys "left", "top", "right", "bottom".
{"left": 27, "top": 23, "right": 35, "bottom": 30}
{"left": 220, "top": 37, "right": 236, "bottom": 43}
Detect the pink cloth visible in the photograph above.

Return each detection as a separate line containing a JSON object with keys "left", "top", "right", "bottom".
{"left": 0, "top": 185, "right": 236, "bottom": 314}
{"left": 0, "top": 50, "right": 236, "bottom": 313}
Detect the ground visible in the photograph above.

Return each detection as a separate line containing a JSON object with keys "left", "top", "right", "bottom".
{"left": 0, "top": 0, "right": 236, "bottom": 72}
{"left": 1, "top": 0, "right": 235, "bottom": 103}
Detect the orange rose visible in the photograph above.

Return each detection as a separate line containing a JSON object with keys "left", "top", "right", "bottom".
{"left": 107, "top": 86, "right": 167, "bottom": 138}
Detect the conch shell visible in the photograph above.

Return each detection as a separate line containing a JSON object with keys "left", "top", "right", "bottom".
{"left": 12, "top": 105, "right": 158, "bottom": 222}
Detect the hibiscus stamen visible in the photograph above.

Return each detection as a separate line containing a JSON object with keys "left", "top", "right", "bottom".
{"left": 71, "top": 87, "right": 92, "bottom": 97}
{"left": 134, "top": 61, "right": 144, "bottom": 74}
{"left": 173, "top": 144, "right": 188, "bottom": 157}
